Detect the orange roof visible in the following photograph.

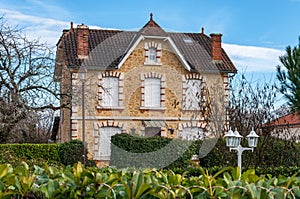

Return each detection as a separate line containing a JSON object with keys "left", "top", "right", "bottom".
{"left": 268, "top": 113, "right": 300, "bottom": 126}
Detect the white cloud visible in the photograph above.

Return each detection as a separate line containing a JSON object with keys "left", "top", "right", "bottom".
{"left": 0, "top": 8, "right": 107, "bottom": 46}
{"left": 223, "top": 43, "right": 285, "bottom": 72}
{"left": 0, "top": 8, "right": 69, "bottom": 46}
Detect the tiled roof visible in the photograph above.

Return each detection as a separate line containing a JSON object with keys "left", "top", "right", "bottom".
{"left": 267, "top": 113, "right": 300, "bottom": 127}
{"left": 56, "top": 19, "right": 237, "bottom": 73}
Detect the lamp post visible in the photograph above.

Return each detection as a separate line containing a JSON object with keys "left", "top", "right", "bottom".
{"left": 224, "top": 128, "right": 259, "bottom": 178}
{"left": 78, "top": 66, "right": 87, "bottom": 167}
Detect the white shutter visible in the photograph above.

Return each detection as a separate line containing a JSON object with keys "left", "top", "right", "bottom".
{"left": 102, "top": 77, "right": 119, "bottom": 107}
{"left": 185, "top": 79, "right": 201, "bottom": 109}
{"left": 145, "top": 78, "right": 161, "bottom": 107}
{"left": 180, "top": 127, "right": 204, "bottom": 140}
{"left": 99, "top": 127, "right": 121, "bottom": 160}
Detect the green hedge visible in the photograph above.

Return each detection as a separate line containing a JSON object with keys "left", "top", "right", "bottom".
{"left": 200, "top": 137, "right": 300, "bottom": 168}
{"left": 0, "top": 141, "right": 95, "bottom": 168}
{"left": 110, "top": 133, "right": 201, "bottom": 169}
{"left": 0, "top": 143, "right": 60, "bottom": 167}
{"left": 110, "top": 133, "right": 300, "bottom": 170}
{"left": 58, "top": 140, "right": 95, "bottom": 167}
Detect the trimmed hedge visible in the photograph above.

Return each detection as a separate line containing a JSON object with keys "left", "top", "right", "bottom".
{"left": 0, "top": 140, "right": 95, "bottom": 167}
{"left": 58, "top": 140, "right": 84, "bottom": 166}
{"left": 58, "top": 140, "right": 95, "bottom": 167}
{"left": 110, "top": 133, "right": 201, "bottom": 169}
{"left": 111, "top": 133, "right": 300, "bottom": 170}
{"left": 0, "top": 143, "right": 60, "bottom": 167}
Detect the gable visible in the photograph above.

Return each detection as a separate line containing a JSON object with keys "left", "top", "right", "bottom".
{"left": 117, "top": 35, "right": 192, "bottom": 71}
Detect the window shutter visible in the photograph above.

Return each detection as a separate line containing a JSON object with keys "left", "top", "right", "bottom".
{"left": 145, "top": 78, "right": 161, "bottom": 107}
{"left": 102, "top": 77, "right": 119, "bottom": 106}
{"left": 180, "top": 127, "right": 204, "bottom": 140}
{"left": 185, "top": 79, "right": 201, "bottom": 109}
{"left": 99, "top": 127, "right": 121, "bottom": 160}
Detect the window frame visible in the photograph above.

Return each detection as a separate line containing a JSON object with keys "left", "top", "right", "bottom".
{"left": 97, "top": 72, "right": 124, "bottom": 110}
{"left": 148, "top": 47, "right": 157, "bottom": 63}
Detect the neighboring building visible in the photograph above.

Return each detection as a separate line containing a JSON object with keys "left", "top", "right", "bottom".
{"left": 54, "top": 14, "right": 237, "bottom": 164}
{"left": 267, "top": 113, "right": 300, "bottom": 143}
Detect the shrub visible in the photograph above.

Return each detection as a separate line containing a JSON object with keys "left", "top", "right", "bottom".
{"left": 58, "top": 140, "right": 85, "bottom": 166}
{"left": 200, "top": 137, "right": 300, "bottom": 168}
{"left": 110, "top": 133, "right": 201, "bottom": 169}
{"left": 0, "top": 143, "right": 60, "bottom": 168}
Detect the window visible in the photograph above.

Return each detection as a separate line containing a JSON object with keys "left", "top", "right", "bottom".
{"left": 102, "top": 77, "right": 119, "bottom": 107}
{"left": 184, "top": 79, "right": 201, "bottom": 110}
{"left": 99, "top": 127, "right": 121, "bottom": 160}
{"left": 180, "top": 127, "right": 204, "bottom": 141}
{"left": 144, "top": 42, "right": 161, "bottom": 65}
{"left": 145, "top": 127, "right": 161, "bottom": 137}
{"left": 149, "top": 47, "right": 157, "bottom": 63}
{"left": 145, "top": 78, "right": 161, "bottom": 107}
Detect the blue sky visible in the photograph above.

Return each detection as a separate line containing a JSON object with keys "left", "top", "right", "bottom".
{"left": 0, "top": 0, "right": 299, "bottom": 77}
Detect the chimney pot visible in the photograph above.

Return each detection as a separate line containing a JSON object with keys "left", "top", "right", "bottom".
{"left": 210, "top": 33, "right": 222, "bottom": 61}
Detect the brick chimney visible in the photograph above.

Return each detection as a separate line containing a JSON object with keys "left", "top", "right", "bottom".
{"left": 77, "top": 24, "right": 89, "bottom": 59}
{"left": 210, "top": 33, "right": 222, "bottom": 62}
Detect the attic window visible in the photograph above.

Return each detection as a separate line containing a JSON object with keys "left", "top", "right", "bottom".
{"left": 149, "top": 47, "right": 157, "bottom": 63}
{"left": 144, "top": 42, "right": 162, "bottom": 65}
{"left": 183, "top": 38, "right": 193, "bottom": 44}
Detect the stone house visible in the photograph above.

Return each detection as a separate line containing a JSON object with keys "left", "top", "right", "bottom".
{"left": 54, "top": 14, "right": 237, "bottom": 164}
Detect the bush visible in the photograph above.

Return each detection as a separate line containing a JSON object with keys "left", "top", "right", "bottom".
{"left": 110, "top": 133, "right": 201, "bottom": 169}
{"left": 0, "top": 163, "right": 299, "bottom": 198}
{"left": 172, "top": 165, "right": 300, "bottom": 177}
{"left": 58, "top": 140, "right": 85, "bottom": 166}
{"left": 111, "top": 133, "right": 300, "bottom": 170}
{"left": 200, "top": 137, "right": 300, "bottom": 168}
{"left": 0, "top": 143, "right": 60, "bottom": 168}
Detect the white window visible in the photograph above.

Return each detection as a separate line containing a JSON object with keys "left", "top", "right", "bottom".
{"left": 180, "top": 127, "right": 205, "bottom": 141}
{"left": 102, "top": 77, "right": 119, "bottom": 107}
{"left": 99, "top": 127, "right": 121, "bottom": 160}
{"left": 185, "top": 79, "right": 201, "bottom": 110}
{"left": 145, "top": 78, "right": 161, "bottom": 107}
{"left": 149, "top": 47, "right": 157, "bottom": 63}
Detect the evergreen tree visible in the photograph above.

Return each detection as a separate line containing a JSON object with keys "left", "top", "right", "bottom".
{"left": 277, "top": 37, "right": 300, "bottom": 113}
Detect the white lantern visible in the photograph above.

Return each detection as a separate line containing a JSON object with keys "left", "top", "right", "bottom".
{"left": 233, "top": 129, "right": 243, "bottom": 146}
{"left": 246, "top": 128, "right": 259, "bottom": 148}
{"left": 225, "top": 128, "right": 239, "bottom": 147}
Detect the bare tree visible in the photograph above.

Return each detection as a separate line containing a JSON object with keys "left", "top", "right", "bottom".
{"left": 227, "top": 74, "right": 300, "bottom": 167}
{"left": 0, "top": 16, "right": 60, "bottom": 143}
{"left": 228, "top": 74, "right": 279, "bottom": 136}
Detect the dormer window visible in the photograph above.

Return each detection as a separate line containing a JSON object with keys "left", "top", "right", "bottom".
{"left": 149, "top": 47, "right": 157, "bottom": 63}
{"left": 144, "top": 42, "right": 162, "bottom": 65}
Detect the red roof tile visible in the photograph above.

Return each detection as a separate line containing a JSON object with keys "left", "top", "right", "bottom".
{"left": 267, "top": 113, "right": 300, "bottom": 126}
